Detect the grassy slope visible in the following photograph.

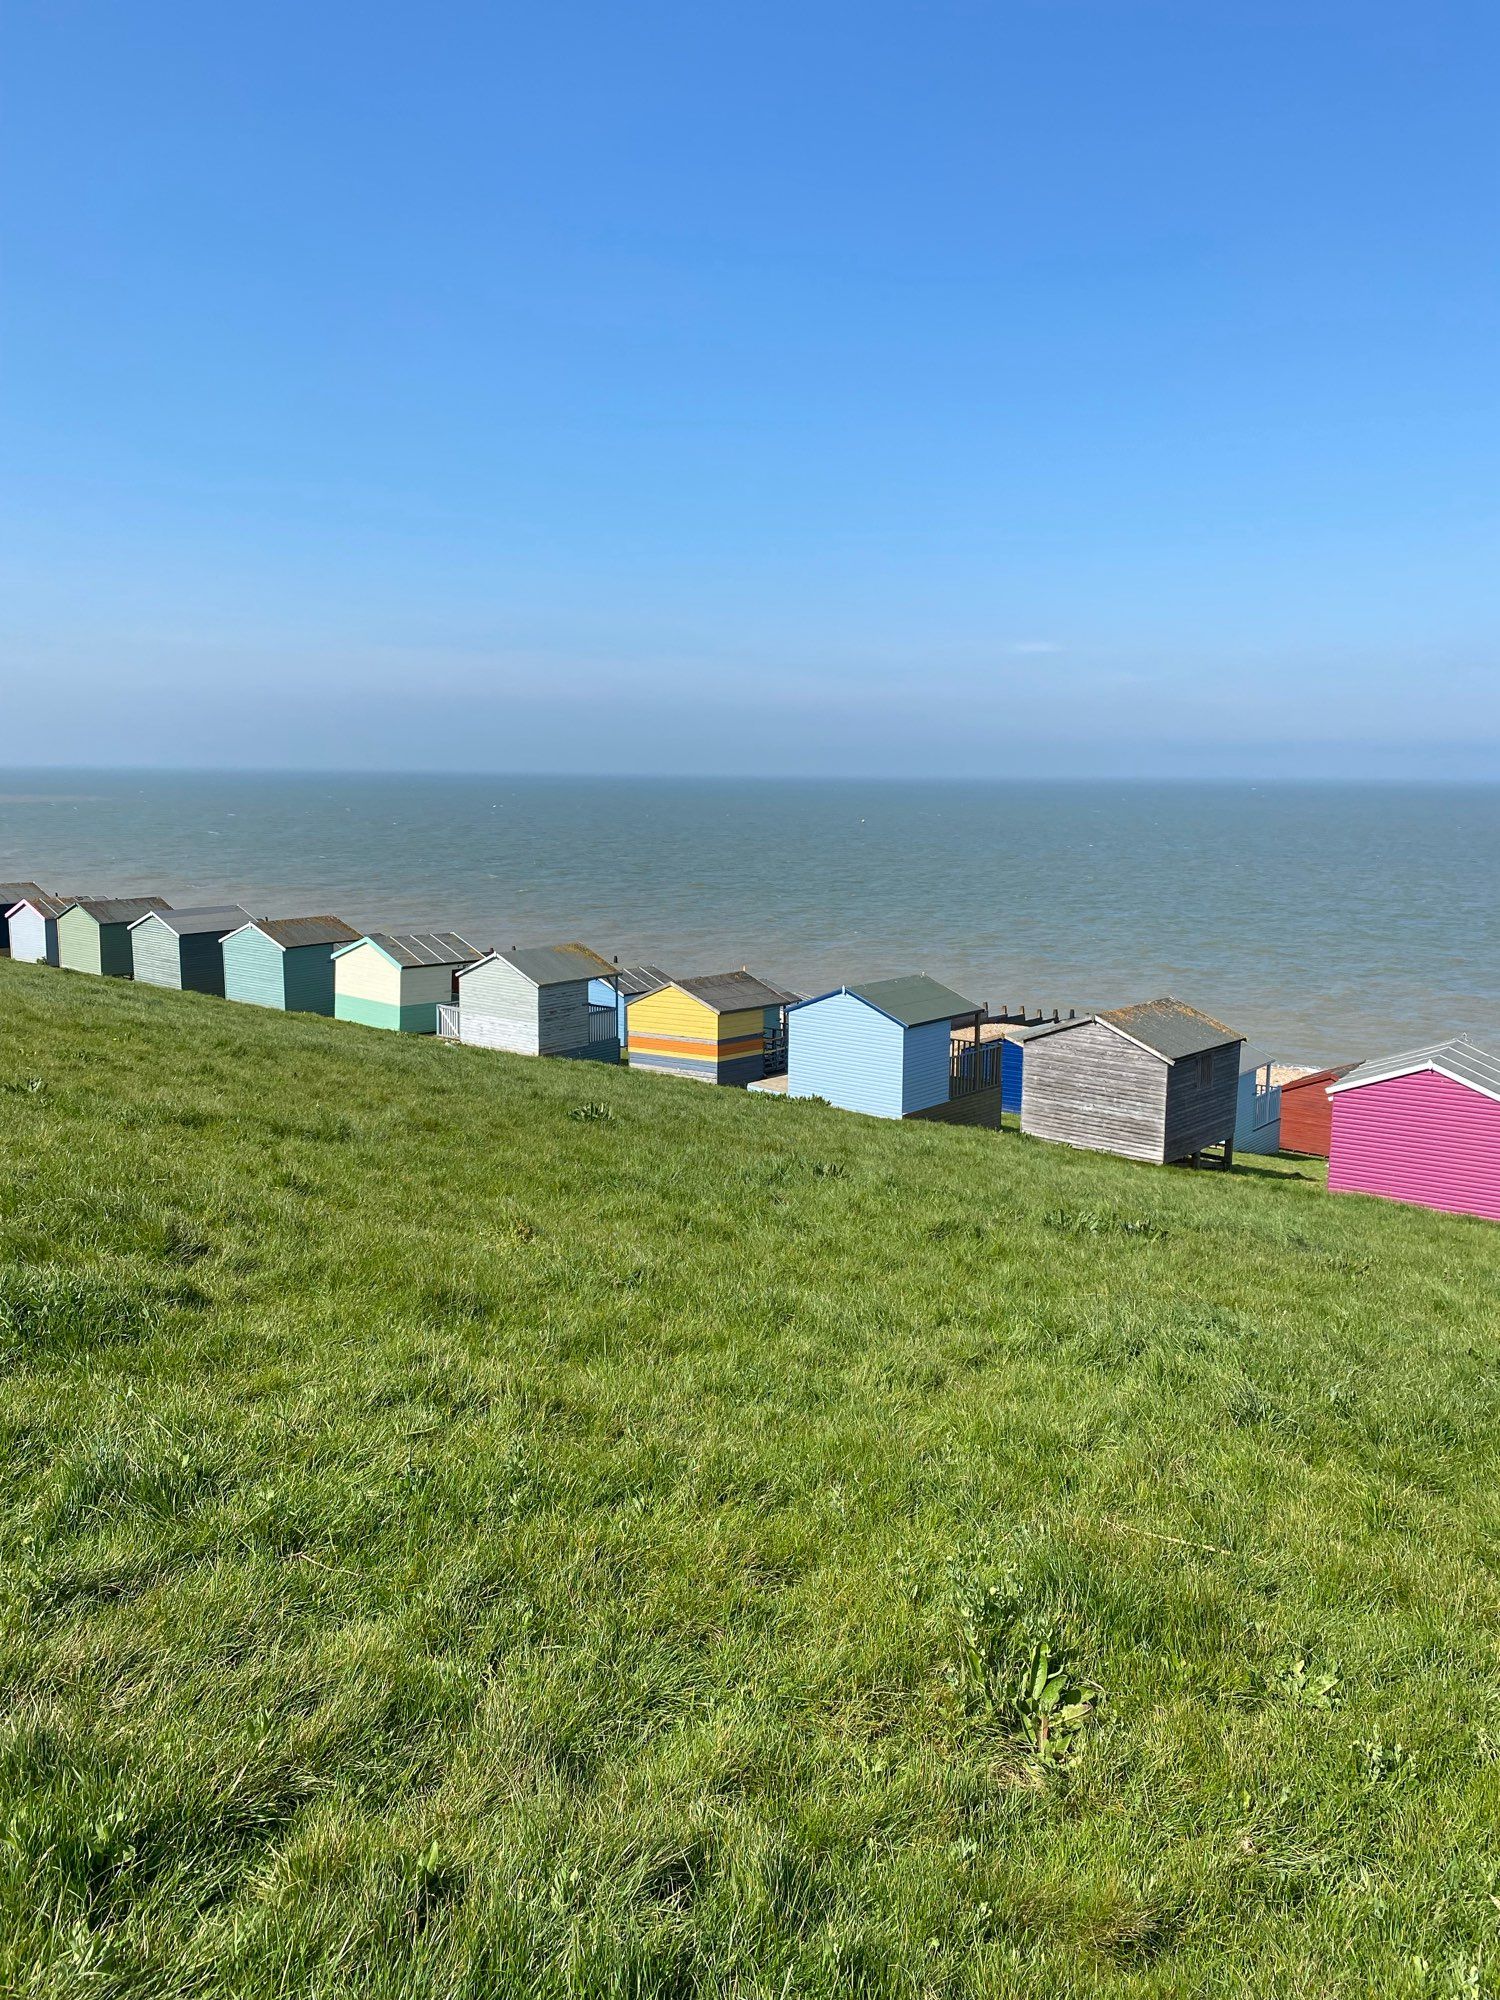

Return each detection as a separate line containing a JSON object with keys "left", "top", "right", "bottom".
{"left": 1, "top": 960, "right": 1498, "bottom": 2000}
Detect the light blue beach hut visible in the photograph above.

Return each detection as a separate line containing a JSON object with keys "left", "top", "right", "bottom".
{"left": 786, "top": 975, "right": 995, "bottom": 1125}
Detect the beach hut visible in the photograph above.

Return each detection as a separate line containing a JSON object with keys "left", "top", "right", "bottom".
{"left": 1021, "top": 997, "right": 1245, "bottom": 1166}
{"left": 0, "top": 883, "right": 46, "bottom": 956}
{"left": 221, "top": 915, "right": 361, "bottom": 1014}
{"left": 331, "top": 932, "right": 483, "bottom": 1033}
{"left": 1232, "top": 1051, "right": 1324, "bottom": 1156}
{"left": 627, "top": 969, "right": 800, "bottom": 1086}
{"left": 129, "top": 905, "right": 251, "bottom": 995}
{"left": 786, "top": 975, "right": 992, "bottom": 1124}
{"left": 446, "top": 942, "right": 622, "bottom": 1060}
{"left": 1326, "top": 1037, "right": 1500, "bottom": 1222}
{"left": 1277, "top": 1063, "right": 1356, "bottom": 1157}
{"left": 4, "top": 891, "right": 72, "bottom": 966}
{"left": 588, "top": 963, "right": 671, "bottom": 1047}
{"left": 56, "top": 897, "right": 172, "bottom": 977}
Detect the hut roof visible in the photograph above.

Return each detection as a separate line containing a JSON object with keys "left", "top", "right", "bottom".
{"left": 674, "top": 969, "right": 800, "bottom": 1013}
{"left": 838, "top": 974, "right": 982, "bottom": 1028}
{"left": 0, "top": 882, "right": 46, "bottom": 907}
{"left": 341, "top": 931, "right": 483, "bottom": 969}
{"left": 64, "top": 896, "right": 172, "bottom": 925}
{"left": 131, "top": 904, "right": 251, "bottom": 937}
{"left": 1327, "top": 1036, "right": 1500, "bottom": 1106}
{"left": 4, "top": 890, "right": 72, "bottom": 920}
{"left": 1281, "top": 1062, "right": 1358, "bottom": 1092}
{"left": 489, "top": 942, "right": 617, "bottom": 987}
{"left": 234, "top": 915, "right": 362, "bottom": 950}
{"left": 616, "top": 964, "right": 672, "bottom": 999}
{"left": 1032, "top": 996, "right": 1243, "bottom": 1062}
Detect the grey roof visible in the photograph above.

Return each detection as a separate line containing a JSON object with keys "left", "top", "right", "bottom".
{"left": 489, "top": 941, "right": 617, "bottom": 987}
{"left": 675, "top": 968, "right": 801, "bottom": 1012}
{"left": 239, "top": 915, "right": 362, "bottom": 950}
{"left": 354, "top": 931, "right": 483, "bottom": 969}
{"left": 131, "top": 904, "right": 251, "bottom": 937}
{"left": 65, "top": 896, "right": 172, "bottom": 926}
{"left": 0, "top": 882, "right": 45, "bottom": 906}
{"left": 616, "top": 963, "right": 672, "bottom": 999}
{"left": 4, "top": 890, "right": 72, "bottom": 920}
{"left": 1032, "top": 995, "right": 1243, "bottom": 1062}
{"left": 1327, "top": 1036, "right": 1500, "bottom": 1106}
{"left": 840, "top": 974, "right": 983, "bottom": 1028}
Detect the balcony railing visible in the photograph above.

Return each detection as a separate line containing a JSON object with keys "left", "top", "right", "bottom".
{"left": 586, "top": 1004, "right": 619, "bottom": 1044}
{"left": 949, "top": 1038, "right": 1003, "bottom": 1100}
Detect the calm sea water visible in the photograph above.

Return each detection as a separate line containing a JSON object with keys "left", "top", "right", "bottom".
{"left": 2, "top": 772, "right": 1496, "bottom": 1065}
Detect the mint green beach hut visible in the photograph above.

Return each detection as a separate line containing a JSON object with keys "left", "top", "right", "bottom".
{"left": 332, "top": 932, "right": 483, "bottom": 1033}
{"left": 221, "top": 915, "right": 361, "bottom": 1014}
{"left": 56, "top": 897, "right": 172, "bottom": 977}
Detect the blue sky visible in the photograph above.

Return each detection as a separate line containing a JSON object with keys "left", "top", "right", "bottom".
{"left": 2, "top": 0, "right": 1496, "bottom": 776}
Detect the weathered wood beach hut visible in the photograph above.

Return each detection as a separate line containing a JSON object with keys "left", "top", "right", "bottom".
{"left": 1326, "top": 1037, "right": 1500, "bottom": 1222}
{"left": 4, "top": 891, "right": 71, "bottom": 966}
{"left": 56, "top": 897, "right": 171, "bottom": 977}
{"left": 221, "top": 916, "right": 361, "bottom": 1014}
{"left": 331, "top": 932, "right": 483, "bottom": 1033}
{"left": 1277, "top": 1063, "right": 1356, "bottom": 1157}
{"left": 0, "top": 883, "right": 46, "bottom": 956}
{"left": 628, "top": 970, "right": 800, "bottom": 1086}
{"left": 129, "top": 905, "right": 251, "bottom": 995}
{"left": 445, "top": 942, "right": 622, "bottom": 1060}
{"left": 1021, "top": 997, "right": 1245, "bottom": 1166}
{"left": 786, "top": 975, "right": 994, "bottom": 1124}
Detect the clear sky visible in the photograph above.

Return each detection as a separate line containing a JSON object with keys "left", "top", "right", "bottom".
{"left": 2, "top": 1, "right": 1496, "bottom": 777}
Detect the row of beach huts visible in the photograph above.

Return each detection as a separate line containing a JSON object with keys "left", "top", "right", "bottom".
{"left": 3, "top": 880, "right": 1496, "bottom": 1226}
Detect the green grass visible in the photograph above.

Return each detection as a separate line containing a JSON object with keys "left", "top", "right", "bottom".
{"left": 2, "top": 959, "right": 1499, "bottom": 1999}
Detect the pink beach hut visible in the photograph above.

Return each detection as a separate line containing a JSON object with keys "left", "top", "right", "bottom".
{"left": 1326, "top": 1037, "right": 1500, "bottom": 1223}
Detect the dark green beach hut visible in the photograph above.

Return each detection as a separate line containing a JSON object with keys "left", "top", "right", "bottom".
{"left": 56, "top": 897, "right": 172, "bottom": 977}
{"left": 221, "top": 915, "right": 361, "bottom": 1014}
{"left": 128, "top": 905, "right": 250, "bottom": 995}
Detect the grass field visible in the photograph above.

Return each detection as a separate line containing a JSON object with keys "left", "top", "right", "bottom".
{"left": 2, "top": 959, "right": 1499, "bottom": 1998}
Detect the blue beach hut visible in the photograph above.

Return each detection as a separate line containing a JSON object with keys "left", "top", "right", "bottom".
{"left": 587, "top": 964, "right": 671, "bottom": 1046}
{"left": 786, "top": 975, "right": 995, "bottom": 1125}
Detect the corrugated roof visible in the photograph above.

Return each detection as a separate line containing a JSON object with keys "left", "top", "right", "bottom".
{"left": 842, "top": 974, "right": 982, "bottom": 1028}
{"left": 1327, "top": 1036, "right": 1500, "bottom": 1105}
{"left": 244, "top": 915, "right": 362, "bottom": 949}
{"left": 4, "top": 890, "right": 73, "bottom": 920}
{"left": 492, "top": 941, "right": 618, "bottom": 987}
{"left": 132, "top": 904, "right": 251, "bottom": 937}
{"left": 616, "top": 963, "right": 672, "bottom": 999}
{"left": 675, "top": 968, "right": 801, "bottom": 1012}
{"left": 66, "top": 896, "right": 172, "bottom": 925}
{"left": 360, "top": 931, "right": 483, "bottom": 969}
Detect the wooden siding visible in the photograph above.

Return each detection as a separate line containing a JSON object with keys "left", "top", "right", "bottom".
{"left": 901, "top": 1017, "right": 953, "bottom": 1115}
{"left": 788, "top": 990, "right": 906, "bottom": 1117}
{"left": 335, "top": 993, "right": 433, "bottom": 1033}
{"left": 57, "top": 907, "right": 113, "bottom": 976}
{"left": 1328, "top": 1069, "right": 1500, "bottom": 1222}
{"left": 1021, "top": 1020, "right": 1167, "bottom": 1162}
{"left": 1279, "top": 1070, "right": 1339, "bottom": 1156}
{"left": 7, "top": 905, "right": 53, "bottom": 965}
{"left": 909, "top": 1085, "right": 1003, "bottom": 1130}
{"left": 458, "top": 957, "right": 542, "bottom": 1054}
{"left": 1162, "top": 1042, "right": 1239, "bottom": 1160}
{"left": 628, "top": 986, "right": 720, "bottom": 1041}
{"left": 1234, "top": 1058, "right": 1282, "bottom": 1155}
{"left": 223, "top": 926, "right": 286, "bottom": 1008}
{"left": 282, "top": 945, "right": 339, "bottom": 1016}
{"left": 1001, "top": 1038, "right": 1024, "bottom": 1114}
{"left": 131, "top": 915, "right": 187, "bottom": 990}
{"left": 334, "top": 941, "right": 402, "bottom": 1010}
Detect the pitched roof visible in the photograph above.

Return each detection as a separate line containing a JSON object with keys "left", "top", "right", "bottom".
{"left": 130, "top": 904, "right": 251, "bottom": 937}
{"left": 342, "top": 931, "right": 483, "bottom": 969}
{"left": 839, "top": 974, "right": 982, "bottom": 1028}
{"left": 64, "top": 896, "right": 172, "bottom": 925}
{"left": 1027, "top": 995, "right": 1243, "bottom": 1062}
{"left": 1280, "top": 1062, "right": 1358, "bottom": 1093}
{"left": 235, "top": 915, "right": 362, "bottom": 950}
{"left": 0, "top": 882, "right": 45, "bottom": 906}
{"left": 4, "top": 890, "right": 72, "bottom": 920}
{"left": 674, "top": 968, "right": 801, "bottom": 1013}
{"left": 487, "top": 941, "right": 617, "bottom": 987}
{"left": 616, "top": 963, "right": 672, "bottom": 999}
{"left": 1327, "top": 1036, "right": 1500, "bottom": 1106}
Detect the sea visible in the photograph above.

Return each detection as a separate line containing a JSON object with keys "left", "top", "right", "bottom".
{"left": 2, "top": 772, "right": 1496, "bottom": 1067}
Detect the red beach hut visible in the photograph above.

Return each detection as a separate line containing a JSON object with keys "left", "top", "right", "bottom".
{"left": 1278, "top": 1063, "right": 1356, "bottom": 1157}
{"left": 1326, "top": 1038, "right": 1500, "bottom": 1223}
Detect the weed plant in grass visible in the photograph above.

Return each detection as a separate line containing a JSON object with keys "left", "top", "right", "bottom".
{"left": 1, "top": 959, "right": 1498, "bottom": 1998}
